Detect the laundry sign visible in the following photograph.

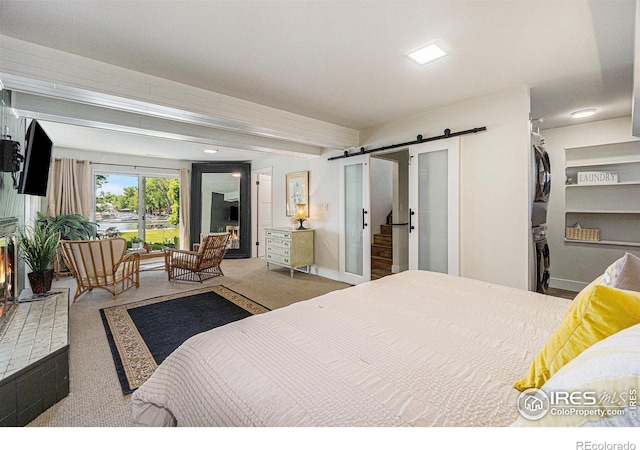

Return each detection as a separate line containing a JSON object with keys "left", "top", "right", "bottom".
{"left": 577, "top": 171, "right": 618, "bottom": 185}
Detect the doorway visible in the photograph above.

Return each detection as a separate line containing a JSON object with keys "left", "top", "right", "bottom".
{"left": 251, "top": 168, "right": 273, "bottom": 258}
{"left": 369, "top": 153, "right": 409, "bottom": 278}
{"left": 339, "top": 137, "right": 460, "bottom": 283}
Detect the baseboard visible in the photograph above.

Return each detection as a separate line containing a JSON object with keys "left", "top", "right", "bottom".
{"left": 392, "top": 264, "right": 408, "bottom": 273}
{"left": 549, "top": 277, "right": 587, "bottom": 292}
{"left": 313, "top": 266, "right": 342, "bottom": 283}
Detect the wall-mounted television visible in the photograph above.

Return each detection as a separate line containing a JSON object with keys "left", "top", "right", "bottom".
{"left": 18, "top": 120, "right": 53, "bottom": 197}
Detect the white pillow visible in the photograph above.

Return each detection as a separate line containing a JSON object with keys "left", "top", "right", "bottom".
{"left": 600, "top": 252, "right": 640, "bottom": 292}
{"left": 513, "top": 323, "right": 640, "bottom": 427}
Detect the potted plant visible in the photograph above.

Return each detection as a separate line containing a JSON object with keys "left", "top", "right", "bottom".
{"left": 36, "top": 212, "right": 97, "bottom": 278}
{"left": 18, "top": 221, "right": 61, "bottom": 294}
{"left": 130, "top": 237, "right": 143, "bottom": 249}
{"left": 162, "top": 237, "right": 176, "bottom": 248}
{"left": 36, "top": 212, "right": 97, "bottom": 240}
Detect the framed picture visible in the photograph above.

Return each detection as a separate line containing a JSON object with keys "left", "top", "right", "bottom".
{"left": 285, "top": 171, "right": 309, "bottom": 217}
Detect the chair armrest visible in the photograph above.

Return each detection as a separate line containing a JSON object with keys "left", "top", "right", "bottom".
{"left": 120, "top": 251, "right": 140, "bottom": 268}
{"left": 123, "top": 252, "right": 141, "bottom": 263}
{"left": 165, "top": 247, "right": 201, "bottom": 270}
{"left": 116, "top": 251, "right": 140, "bottom": 276}
{"left": 165, "top": 248, "right": 198, "bottom": 257}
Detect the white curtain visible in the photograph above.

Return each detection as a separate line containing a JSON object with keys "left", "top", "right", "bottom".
{"left": 179, "top": 167, "right": 191, "bottom": 250}
{"left": 47, "top": 158, "right": 93, "bottom": 218}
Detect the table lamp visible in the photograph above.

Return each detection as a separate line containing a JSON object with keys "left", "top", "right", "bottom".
{"left": 295, "top": 204, "right": 308, "bottom": 230}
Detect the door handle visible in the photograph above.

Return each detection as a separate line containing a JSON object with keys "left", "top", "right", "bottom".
{"left": 409, "top": 209, "right": 415, "bottom": 232}
{"left": 362, "top": 209, "right": 368, "bottom": 229}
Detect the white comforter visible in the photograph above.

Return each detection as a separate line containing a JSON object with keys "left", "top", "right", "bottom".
{"left": 131, "top": 270, "right": 571, "bottom": 426}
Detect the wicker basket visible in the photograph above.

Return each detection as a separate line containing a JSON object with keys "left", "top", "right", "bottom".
{"left": 565, "top": 226, "right": 601, "bottom": 241}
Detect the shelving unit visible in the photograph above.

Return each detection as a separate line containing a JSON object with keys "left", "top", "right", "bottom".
{"left": 565, "top": 141, "right": 640, "bottom": 247}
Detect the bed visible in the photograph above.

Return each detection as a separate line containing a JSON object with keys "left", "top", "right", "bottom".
{"left": 132, "top": 266, "right": 640, "bottom": 427}
{"left": 132, "top": 270, "right": 579, "bottom": 426}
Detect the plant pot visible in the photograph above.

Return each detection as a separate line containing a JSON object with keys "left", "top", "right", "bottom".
{"left": 28, "top": 269, "right": 55, "bottom": 294}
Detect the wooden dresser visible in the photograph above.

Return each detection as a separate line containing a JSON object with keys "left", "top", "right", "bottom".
{"left": 265, "top": 227, "right": 314, "bottom": 278}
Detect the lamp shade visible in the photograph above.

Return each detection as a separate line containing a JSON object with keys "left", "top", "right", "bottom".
{"left": 295, "top": 203, "right": 308, "bottom": 219}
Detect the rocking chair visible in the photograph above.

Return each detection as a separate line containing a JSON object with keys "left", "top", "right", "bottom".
{"left": 165, "top": 233, "right": 230, "bottom": 282}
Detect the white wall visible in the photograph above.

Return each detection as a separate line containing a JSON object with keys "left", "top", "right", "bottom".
{"left": 51, "top": 85, "right": 532, "bottom": 290}
{"left": 250, "top": 151, "right": 345, "bottom": 280}
{"left": 359, "top": 86, "right": 532, "bottom": 289}
{"left": 542, "top": 116, "right": 640, "bottom": 291}
{"left": 254, "top": 86, "right": 532, "bottom": 289}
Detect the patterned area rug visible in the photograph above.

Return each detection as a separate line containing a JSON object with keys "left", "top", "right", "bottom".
{"left": 100, "top": 285, "right": 269, "bottom": 395}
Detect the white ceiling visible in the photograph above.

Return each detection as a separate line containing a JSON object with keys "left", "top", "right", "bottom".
{"left": 0, "top": 0, "right": 636, "bottom": 158}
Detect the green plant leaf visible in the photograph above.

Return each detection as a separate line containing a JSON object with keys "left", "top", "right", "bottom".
{"left": 19, "top": 221, "right": 61, "bottom": 273}
{"left": 36, "top": 212, "right": 97, "bottom": 240}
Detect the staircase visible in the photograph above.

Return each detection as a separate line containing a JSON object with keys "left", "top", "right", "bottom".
{"left": 371, "top": 224, "right": 393, "bottom": 280}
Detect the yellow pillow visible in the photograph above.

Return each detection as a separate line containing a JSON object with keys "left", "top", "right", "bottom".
{"left": 513, "top": 323, "right": 640, "bottom": 427}
{"left": 514, "top": 283, "right": 640, "bottom": 391}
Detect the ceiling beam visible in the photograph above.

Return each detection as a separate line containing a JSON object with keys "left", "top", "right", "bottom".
{"left": 0, "top": 35, "right": 359, "bottom": 149}
{"left": 10, "top": 91, "right": 324, "bottom": 157}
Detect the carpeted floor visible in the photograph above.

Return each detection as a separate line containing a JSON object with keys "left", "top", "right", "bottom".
{"left": 26, "top": 257, "right": 350, "bottom": 427}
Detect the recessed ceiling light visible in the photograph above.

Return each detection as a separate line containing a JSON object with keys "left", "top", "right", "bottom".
{"left": 203, "top": 149, "right": 218, "bottom": 154}
{"left": 406, "top": 42, "right": 447, "bottom": 65}
{"left": 571, "top": 109, "right": 596, "bottom": 119}
{"left": 231, "top": 172, "right": 241, "bottom": 177}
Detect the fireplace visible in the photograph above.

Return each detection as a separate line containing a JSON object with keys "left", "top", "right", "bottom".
{"left": 0, "top": 216, "right": 69, "bottom": 426}
{"left": 0, "top": 217, "right": 19, "bottom": 331}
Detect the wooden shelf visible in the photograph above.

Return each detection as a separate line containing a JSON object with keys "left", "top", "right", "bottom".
{"left": 566, "top": 210, "right": 640, "bottom": 214}
{"left": 565, "top": 181, "right": 640, "bottom": 187}
{"left": 566, "top": 159, "right": 640, "bottom": 168}
{"left": 564, "top": 238, "right": 640, "bottom": 247}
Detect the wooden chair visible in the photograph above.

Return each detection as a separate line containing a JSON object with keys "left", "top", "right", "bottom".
{"left": 164, "top": 233, "right": 230, "bottom": 282}
{"left": 59, "top": 238, "right": 140, "bottom": 303}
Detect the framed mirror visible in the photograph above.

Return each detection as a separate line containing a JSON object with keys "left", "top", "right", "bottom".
{"left": 191, "top": 162, "right": 251, "bottom": 258}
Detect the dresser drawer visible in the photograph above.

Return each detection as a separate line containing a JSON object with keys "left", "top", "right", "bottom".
{"left": 266, "top": 253, "right": 290, "bottom": 265}
{"left": 266, "top": 245, "right": 290, "bottom": 257}
{"left": 265, "top": 229, "right": 291, "bottom": 240}
{"left": 266, "top": 237, "right": 291, "bottom": 248}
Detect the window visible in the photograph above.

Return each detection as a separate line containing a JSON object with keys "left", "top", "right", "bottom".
{"left": 95, "top": 172, "right": 180, "bottom": 249}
